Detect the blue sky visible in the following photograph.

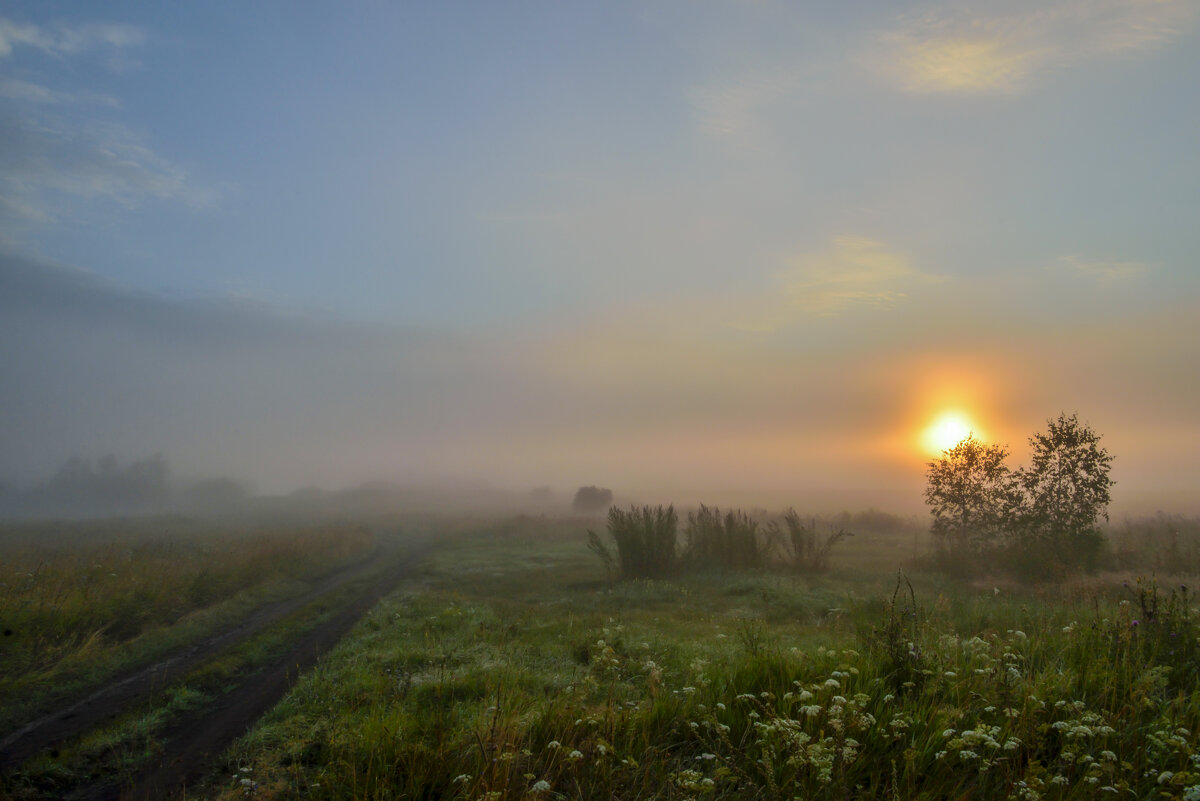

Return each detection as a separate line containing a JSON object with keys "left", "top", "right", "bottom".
{"left": 2, "top": 1, "right": 1198, "bottom": 511}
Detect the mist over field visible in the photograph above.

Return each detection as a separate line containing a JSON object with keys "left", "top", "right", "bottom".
{"left": 1, "top": 2, "right": 1198, "bottom": 518}
{"left": 6, "top": 8, "right": 1200, "bottom": 799}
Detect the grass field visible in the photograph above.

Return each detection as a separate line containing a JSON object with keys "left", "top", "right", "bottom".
{"left": 178, "top": 513, "right": 1200, "bottom": 801}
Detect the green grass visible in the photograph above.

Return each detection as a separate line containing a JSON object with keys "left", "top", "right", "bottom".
{"left": 185, "top": 515, "right": 1200, "bottom": 800}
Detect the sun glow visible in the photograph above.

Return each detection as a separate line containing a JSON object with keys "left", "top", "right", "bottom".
{"left": 923, "top": 411, "right": 975, "bottom": 455}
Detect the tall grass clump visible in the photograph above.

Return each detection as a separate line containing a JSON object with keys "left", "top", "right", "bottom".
{"left": 683, "top": 504, "right": 763, "bottom": 570}
{"left": 770, "top": 509, "right": 853, "bottom": 573}
{"left": 1110, "top": 514, "right": 1200, "bottom": 574}
{"left": 589, "top": 505, "right": 677, "bottom": 579}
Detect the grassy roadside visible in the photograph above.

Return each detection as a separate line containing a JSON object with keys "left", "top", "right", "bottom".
{"left": 0, "top": 539, "right": 419, "bottom": 801}
{"left": 195, "top": 516, "right": 1200, "bottom": 801}
{"left": 0, "top": 520, "right": 375, "bottom": 734}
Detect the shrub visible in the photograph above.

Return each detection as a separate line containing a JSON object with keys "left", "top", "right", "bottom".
{"left": 573, "top": 486, "right": 614, "bottom": 514}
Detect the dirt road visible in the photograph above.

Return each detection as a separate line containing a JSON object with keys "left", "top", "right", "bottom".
{"left": 1, "top": 536, "right": 432, "bottom": 801}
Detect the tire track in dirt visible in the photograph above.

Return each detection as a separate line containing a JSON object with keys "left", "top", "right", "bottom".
{"left": 75, "top": 536, "right": 433, "bottom": 801}
{"left": 0, "top": 538, "right": 410, "bottom": 772}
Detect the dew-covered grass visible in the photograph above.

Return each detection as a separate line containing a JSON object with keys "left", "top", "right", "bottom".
{"left": 204, "top": 515, "right": 1200, "bottom": 801}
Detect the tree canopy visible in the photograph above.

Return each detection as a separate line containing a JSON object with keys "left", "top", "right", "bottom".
{"left": 923, "top": 413, "right": 1114, "bottom": 573}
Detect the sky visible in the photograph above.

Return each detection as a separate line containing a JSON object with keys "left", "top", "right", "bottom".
{"left": 1, "top": 0, "right": 1198, "bottom": 514}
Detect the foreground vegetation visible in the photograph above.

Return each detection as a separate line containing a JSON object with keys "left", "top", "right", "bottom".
{"left": 0, "top": 518, "right": 375, "bottom": 732}
{"left": 196, "top": 514, "right": 1200, "bottom": 801}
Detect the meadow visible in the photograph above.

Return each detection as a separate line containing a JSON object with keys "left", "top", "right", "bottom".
{"left": 187, "top": 511, "right": 1200, "bottom": 801}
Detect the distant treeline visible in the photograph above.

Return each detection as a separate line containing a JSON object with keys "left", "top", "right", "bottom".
{"left": 0, "top": 455, "right": 252, "bottom": 519}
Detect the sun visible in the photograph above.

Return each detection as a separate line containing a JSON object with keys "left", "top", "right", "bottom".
{"left": 922, "top": 411, "right": 975, "bottom": 454}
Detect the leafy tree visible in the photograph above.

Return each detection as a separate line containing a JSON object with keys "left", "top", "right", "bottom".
{"left": 572, "top": 485, "right": 613, "bottom": 514}
{"left": 924, "top": 435, "right": 1017, "bottom": 553}
{"left": 1015, "top": 413, "right": 1114, "bottom": 568}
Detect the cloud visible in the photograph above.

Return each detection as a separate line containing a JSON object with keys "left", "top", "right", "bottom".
{"left": 1056, "top": 254, "right": 1151, "bottom": 285}
{"left": 875, "top": 0, "right": 1195, "bottom": 94}
{"left": 0, "top": 16, "right": 199, "bottom": 231}
{"left": 0, "top": 76, "right": 119, "bottom": 106}
{"left": 775, "top": 236, "right": 934, "bottom": 315}
{"left": 689, "top": 68, "right": 805, "bottom": 145}
{"left": 0, "top": 111, "right": 213, "bottom": 217}
{"left": 0, "top": 17, "right": 145, "bottom": 59}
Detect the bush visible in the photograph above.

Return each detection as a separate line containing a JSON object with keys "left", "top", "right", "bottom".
{"left": 572, "top": 486, "right": 614, "bottom": 514}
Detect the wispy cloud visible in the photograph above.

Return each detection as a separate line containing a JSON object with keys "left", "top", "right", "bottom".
{"left": 689, "top": 68, "right": 805, "bottom": 146}
{"left": 875, "top": 0, "right": 1195, "bottom": 94}
{"left": 0, "top": 17, "right": 213, "bottom": 231}
{"left": 0, "top": 76, "right": 118, "bottom": 106}
{"left": 0, "top": 17, "right": 145, "bottom": 60}
{"left": 776, "top": 236, "right": 934, "bottom": 315}
{"left": 1056, "top": 254, "right": 1151, "bottom": 285}
{"left": 0, "top": 112, "right": 212, "bottom": 215}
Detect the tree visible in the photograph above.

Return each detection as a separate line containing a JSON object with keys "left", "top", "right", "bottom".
{"left": 572, "top": 485, "right": 613, "bottom": 514}
{"left": 1015, "top": 413, "right": 1114, "bottom": 567}
{"left": 924, "top": 435, "right": 1017, "bottom": 553}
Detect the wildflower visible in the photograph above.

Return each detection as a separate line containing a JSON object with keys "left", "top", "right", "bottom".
{"left": 546, "top": 740, "right": 561, "bottom": 750}
{"left": 698, "top": 753, "right": 716, "bottom": 761}
{"left": 1159, "top": 772, "right": 1175, "bottom": 785}
{"left": 568, "top": 750, "right": 584, "bottom": 761}
{"left": 531, "top": 780, "right": 552, "bottom": 793}
{"left": 453, "top": 774, "right": 471, "bottom": 784}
